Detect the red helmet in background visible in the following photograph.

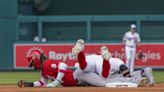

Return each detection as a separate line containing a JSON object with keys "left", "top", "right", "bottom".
{"left": 26, "top": 47, "right": 46, "bottom": 70}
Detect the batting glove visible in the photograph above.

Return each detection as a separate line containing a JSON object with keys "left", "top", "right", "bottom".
{"left": 45, "top": 79, "right": 60, "bottom": 88}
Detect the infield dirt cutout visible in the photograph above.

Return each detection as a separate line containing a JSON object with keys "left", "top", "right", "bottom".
{"left": 0, "top": 83, "right": 163, "bottom": 92}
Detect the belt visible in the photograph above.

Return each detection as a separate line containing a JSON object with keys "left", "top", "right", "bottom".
{"left": 126, "top": 45, "right": 135, "bottom": 48}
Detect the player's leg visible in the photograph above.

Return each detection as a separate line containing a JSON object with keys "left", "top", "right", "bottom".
{"left": 72, "top": 39, "right": 87, "bottom": 70}
{"left": 131, "top": 69, "right": 154, "bottom": 86}
{"left": 72, "top": 39, "right": 96, "bottom": 73}
{"left": 100, "top": 46, "right": 111, "bottom": 78}
{"left": 130, "top": 70, "right": 145, "bottom": 84}
{"left": 125, "top": 46, "right": 131, "bottom": 71}
{"left": 129, "top": 49, "right": 136, "bottom": 72}
{"left": 140, "top": 67, "right": 154, "bottom": 86}
{"left": 79, "top": 72, "right": 106, "bottom": 87}
{"left": 79, "top": 71, "right": 139, "bottom": 87}
{"left": 104, "top": 70, "right": 151, "bottom": 87}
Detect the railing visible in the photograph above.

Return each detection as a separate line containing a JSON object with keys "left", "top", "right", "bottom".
{"left": 16, "top": 15, "right": 164, "bottom": 41}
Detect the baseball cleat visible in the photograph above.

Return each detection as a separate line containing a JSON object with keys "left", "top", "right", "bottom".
{"left": 100, "top": 46, "right": 111, "bottom": 61}
{"left": 143, "top": 67, "right": 154, "bottom": 86}
{"left": 72, "top": 39, "right": 84, "bottom": 55}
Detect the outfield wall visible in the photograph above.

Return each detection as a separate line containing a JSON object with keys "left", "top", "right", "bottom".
{"left": 14, "top": 43, "right": 164, "bottom": 69}
{"left": 1, "top": 0, "right": 164, "bottom": 71}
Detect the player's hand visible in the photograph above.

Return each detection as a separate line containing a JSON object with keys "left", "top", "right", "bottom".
{"left": 17, "top": 80, "right": 25, "bottom": 87}
{"left": 45, "top": 83, "right": 57, "bottom": 88}
{"left": 45, "top": 79, "right": 60, "bottom": 88}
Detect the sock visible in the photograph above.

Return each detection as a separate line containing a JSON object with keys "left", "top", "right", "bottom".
{"left": 101, "top": 59, "right": 110, "bottom": 78}
{"left": 78, "top": 52, "right": 87, "bottom": 70}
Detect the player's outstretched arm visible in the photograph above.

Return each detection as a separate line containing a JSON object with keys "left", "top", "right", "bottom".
{"left": 17, "top": 80, "right": 34, "bottom": 87}
{"left": 17, "top": 77, "right": 48, "bottom": 87}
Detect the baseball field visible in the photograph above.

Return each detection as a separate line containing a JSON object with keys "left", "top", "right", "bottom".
{"left": 0, "top": 71, "right": 163, "bottom": 92}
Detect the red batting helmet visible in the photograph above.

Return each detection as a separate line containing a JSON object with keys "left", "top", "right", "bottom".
{"left": 26, "top": 47, "right": 46, "bottom": 70}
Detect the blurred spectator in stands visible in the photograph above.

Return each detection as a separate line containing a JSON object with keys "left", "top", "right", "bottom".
{"left": 33, "top": 36, "right": 47, "bottom": 42}
{"left": 33, "top": 36, "right": 40, "bottom": 42}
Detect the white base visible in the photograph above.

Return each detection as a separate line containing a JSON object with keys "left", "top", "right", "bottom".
{"left": 105, "top": 82, "right": 138, "bottom": 88}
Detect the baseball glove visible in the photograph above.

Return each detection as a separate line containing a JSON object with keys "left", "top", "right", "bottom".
{"left": 17, "top": 80, "right": 25, "bottom": 87}
{"left": 137, "top": 51, "right": 144, "bottom": 59}
{"left": 17, "top": 80, "right": 34, "bottom": 87}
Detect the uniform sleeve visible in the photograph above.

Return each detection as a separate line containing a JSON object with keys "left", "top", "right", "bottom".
{"left": 123, "top": 32, "right": 127, "bottom": 42}
{"left": 33, "top": 76, "right": 48, "bottom": 87}
{"left": 137, "top": 33, "right": 141, "bottom": 43}
{"left": 56, "top": 62, "right": 68, "bottom": 82}
{"left": 45, "top": 62, "right": 68, "bottom": 87}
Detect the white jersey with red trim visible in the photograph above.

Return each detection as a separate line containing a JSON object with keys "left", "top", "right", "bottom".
{"left": 123, "top": 31, "right": 140, "bottom": 47}
{"left": 84, "top": 55, "right": 124, "bottom": 78}
{"left": 123, "top": 31, "right": 141, "bottom": 72}
{"left": 76, "top": 53, "right": 143, "bottom": 87}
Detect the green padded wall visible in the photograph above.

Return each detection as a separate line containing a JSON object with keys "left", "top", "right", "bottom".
{"left": 0, "top": 0, "right": 17, "bottom": 70}
{"left": 41, "top": 0, "right": 164, "bottom": 15}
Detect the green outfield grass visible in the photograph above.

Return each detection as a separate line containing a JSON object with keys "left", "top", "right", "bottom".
{"left": 153, "top": 71, "right": 164, "bottom": 83}
{"left": 0, "top": 71, "right": 163, "bottom": 85}
{"left": 0, "top": 71, "right": 40, "bottom": 85}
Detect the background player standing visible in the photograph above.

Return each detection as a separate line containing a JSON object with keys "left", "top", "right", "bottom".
{"left": 122, "top": 24, "right": 141, "bottom": 72}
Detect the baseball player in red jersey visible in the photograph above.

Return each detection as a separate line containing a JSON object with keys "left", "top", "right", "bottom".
{"left": 17, "top": 48, "right": 79, "bottom": 88}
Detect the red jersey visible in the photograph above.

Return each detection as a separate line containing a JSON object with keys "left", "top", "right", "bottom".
{"left": 41, "top": 60, "right": 77, "bottom": 86}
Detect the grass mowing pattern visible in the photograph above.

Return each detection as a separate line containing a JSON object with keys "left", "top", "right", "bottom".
{"left": 0, "top": 71, "right": 163, "bottom": 85}
{"left": 153, "top": 71, "right": 164, "bottom": 83}
{"left": 0, "top": 71, "right": 40, "bottom": 85}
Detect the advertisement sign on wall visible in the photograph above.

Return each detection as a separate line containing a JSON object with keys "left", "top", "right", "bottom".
{"left": 14, "top": 43, "right": 164, "bottom": 69}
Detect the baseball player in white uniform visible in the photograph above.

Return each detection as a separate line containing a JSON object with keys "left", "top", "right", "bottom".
{"left": 72, "top": 39, "right": 154, "bottom": 87}
{"left": 123, "top": 24, "right": 141, "bottom": 72}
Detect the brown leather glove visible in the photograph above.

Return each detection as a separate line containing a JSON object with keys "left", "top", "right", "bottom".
{"left": 17, "top": 80, "right": 34, "bottom": 87}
